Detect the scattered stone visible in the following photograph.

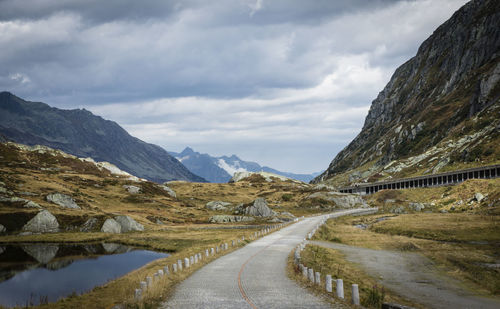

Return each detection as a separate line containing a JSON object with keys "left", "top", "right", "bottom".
{"left": 354, "top": 224, "right": 368, "bottom": 230}
{"left": 440, "top": 209, "right": 448, "bottom": 213}
{"left": 409, "top": 202, "right": 425, "bottom": 212}
{"left": 206, "top": 201, "right": 232, "bottom": 211}
{"left": 24, "top": 200, "right": 42, "bottom": 209}
{"left": 0, "top": 224, "right": 6, "bottom": 233}
{"left": 160, "top": 185, "right": 176, "bottom": 198}
{"left": 123, "top": 185, "right": 141, "bottom": 194}
{"left": 114, "top": 215, "right": 144, "bottom": 232}
{"left": 209, "top": 215, "right": 255, "bottom": 223}
{"left": 22, "top": 210, "right": 59, "bottom": 233}
{"left": 473, "top": 192, "right": 485, "bottom": 203}
{"left": 384, "top": 199, "right": 396, "bottom": 204}
{"left": 46, "top": 193, "right": 80, "bottom": 209}
{"left": 392, "top": 206, "right": 407, "bottom": 214}
{"left": 80, "top": 218, "right": 99, "bottom": 232}
{"left": 101, "top": 218, "right": 122, "bottom": 233}
{"left": 18, "top": 191, "right": 38, "bottom": 196}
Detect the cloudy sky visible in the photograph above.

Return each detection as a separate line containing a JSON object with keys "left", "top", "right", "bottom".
{"left": 0, "top": 0, "right": 468, "bottom": 174}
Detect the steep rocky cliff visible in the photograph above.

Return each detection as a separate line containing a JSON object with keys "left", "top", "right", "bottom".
{"left": 314, "top": 0, "right": 500, "bottom": 185}
{"left": 0, "top": 92, "right": 206, "bottom": 183}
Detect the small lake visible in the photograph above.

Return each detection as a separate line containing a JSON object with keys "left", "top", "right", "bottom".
{"left": 0, "top": 243, "right": 168, "bottom": 307}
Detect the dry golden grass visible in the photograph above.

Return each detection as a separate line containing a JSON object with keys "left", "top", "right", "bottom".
{"left": 287, "top": 245, "right": 420, "bottom": 309}
{"left": 315, "top": 212, "right": 500, "bottom": 296}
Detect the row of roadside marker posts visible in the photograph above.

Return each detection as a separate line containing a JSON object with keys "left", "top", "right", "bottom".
{"left": 133, "top": 219, "right": 298, "bottom": 301}
{"left": 295, "top": 215, "right": 360, "bottom": 306}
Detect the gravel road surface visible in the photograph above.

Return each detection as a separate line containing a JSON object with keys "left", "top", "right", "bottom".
{"left": 310, "top": 240, "right": 500, "bottom": 309}
{"left": 161, "top": 209, "right": 373, "bottom": 309}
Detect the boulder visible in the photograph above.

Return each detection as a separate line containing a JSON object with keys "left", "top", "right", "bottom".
{"left": 243, "top": 198, "right": 276, "bottom": 217}
{"left": 80, "top": 218, "right": 99, "bottom": 232}
{"left": 46, "top": 193, "right": 80, "bottom": 209}
{"left": 0, "top": 224, "right": 6, "bottom": 233}
{"left": 101, "top": 218, "right": 121, "bottom": 233}
{"left": 474, "top": 192, "right": 485, "bottom": 203}
{"left": 409, "top": 202, "right": 425, "bottom": 212}
{"left": 123, "top": 185, "right": 141, "bottom": 194}
{"left": 160, "top": 185, "right": 177, "bottom": 198}
{"left": 206, "top": 201, "right": 232, "bottom": 211}
{"left": 209, "top": 215, "right": 255, "bottom": 223}
{"left": 0, "top": 196, "right": 41, "bottom": 208}
{"left": 22, "top": 210, "right": 59, "bottom": 233}
{"left": 114, "top": 215, "right": 144, "bottom": 232}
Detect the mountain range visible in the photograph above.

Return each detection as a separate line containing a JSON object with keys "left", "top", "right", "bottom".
{"left": 0, "top": 92, "right": 205, "bottom": 183}
{"left": 169, "top": 147, "right": 320, "bottom": 183}
{"left": 314, "top": 0, "right": 500, "bottom": 185}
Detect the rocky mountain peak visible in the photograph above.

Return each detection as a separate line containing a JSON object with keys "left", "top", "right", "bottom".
{"left": 314, "top": 0, "right": 500, "bottom": 184}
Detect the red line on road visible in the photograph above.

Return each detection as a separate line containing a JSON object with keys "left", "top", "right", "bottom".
{"left": 237, "top": 236, "right": 280, "bottom": 309}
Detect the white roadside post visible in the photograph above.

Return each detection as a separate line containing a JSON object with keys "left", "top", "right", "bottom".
{"left": 352, "top": 284, "right": 360, "bottom": 305}
{"left": 184, "top": 257, "right": 190, "bottom": 268}
{"left": 177, "top": 259, "right": 183, "bottom": 271}
{"left": 134, "top": 288, "right": 142, "bottom": 300}
{"left": 336, "top": 279, "right": 344, "bottom": 299}
{"left": 308, "top": 268, "right": 314, "bottom": 282}
{"left": 325, "top": 275, "right": 332, "bottom": 293}
{"left": 315, "top": 272, "right": 321, "bottom": 285}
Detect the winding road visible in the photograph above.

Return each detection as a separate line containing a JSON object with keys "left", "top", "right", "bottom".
{"left": 160, "top": 209, "right": 372, "bottom": 309}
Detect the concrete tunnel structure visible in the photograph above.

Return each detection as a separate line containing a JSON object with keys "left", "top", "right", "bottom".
{"left": 339, "top": 164, "right": 500, "bottom": 195}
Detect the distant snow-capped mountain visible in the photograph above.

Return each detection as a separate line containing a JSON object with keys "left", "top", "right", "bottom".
{"left": 169, "top": 147, "right": 321, "bottom": 183}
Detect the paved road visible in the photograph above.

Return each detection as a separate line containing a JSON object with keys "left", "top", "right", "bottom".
{"left": 160, "top": 209, "right": 373, "bottom": 309}
{"left": 310, "top": 240, "right": 500, "bottom": 309}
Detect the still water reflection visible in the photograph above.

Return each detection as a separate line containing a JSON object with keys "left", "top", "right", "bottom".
{"left": 0, "top": 243, "right": 168, "bottom": 307}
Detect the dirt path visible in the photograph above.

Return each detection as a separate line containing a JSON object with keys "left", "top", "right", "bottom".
{"left": 309, "top": 240, "right": 500, "bottom": 309}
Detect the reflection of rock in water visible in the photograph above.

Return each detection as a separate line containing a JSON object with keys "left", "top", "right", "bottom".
{"left": 102, "top": 243, "right": 130, "bottom": 254}
{"left": 45, "top": 259, "right": 74, "bottom": 270}
{"left": 84, "top": 244, "right": 101, "bottom": 254}
{"left": 22, "top": 244, "right": 59, "bottom": 264}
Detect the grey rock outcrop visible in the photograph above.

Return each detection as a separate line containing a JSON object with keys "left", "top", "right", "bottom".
{"left": 307, "top": 192, "right": 367, "bottom": 208}
{"left": 80, "top": 218, "right": 99, "bottom": 232}
{"left": 46, "top": 193, "right": 80, "bottom": 209}
{"left": 242, "top": 198, "right": 276, "bottom": 217}
{"left": 22, "top": 210, "right": 59, "bottom": 233}
{"left": 206, "top": 201, "right": 232, "bottom": 211}
{"left": 114, "top": 215, "right": 144, "bottom": 232}
{"left": 161, "top": 185, "right": 177, "bottom": 198}
{"left": 123, "top": 185, "right": 141, "bottom": 194}
{"left": 101, "top": 218, "right": 122, "bottom": 233}
{"left": 209, "top": 215, "right": 255, "bottom": 223}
